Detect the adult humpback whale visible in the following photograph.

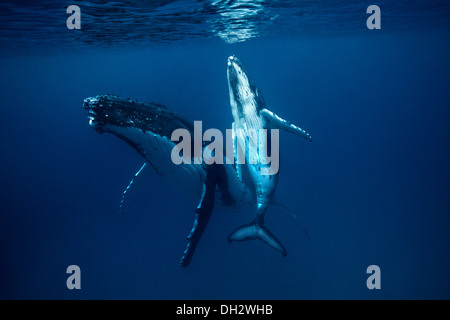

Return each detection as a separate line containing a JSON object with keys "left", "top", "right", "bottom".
{"left": 83, "top": 56, "right": 312, "bottom": 266}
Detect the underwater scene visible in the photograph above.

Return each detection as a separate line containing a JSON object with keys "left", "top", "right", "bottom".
{"left": 0, "top": 0, "right": 450, "bottom": 300}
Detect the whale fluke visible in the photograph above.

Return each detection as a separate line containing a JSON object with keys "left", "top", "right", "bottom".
{"left": 228, "top": 217, "right": 287, "bottom": 257}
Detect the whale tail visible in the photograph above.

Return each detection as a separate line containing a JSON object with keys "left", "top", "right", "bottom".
{"left": 228, "top": 217, "right": 287, "bottom": 256}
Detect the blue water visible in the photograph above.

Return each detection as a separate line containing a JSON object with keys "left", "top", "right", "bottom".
{"left": 1, "top": 1, "right": 450, "bottom": 299}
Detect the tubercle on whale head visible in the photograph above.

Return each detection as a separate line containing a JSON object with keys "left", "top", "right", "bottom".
{"left": 227, "top": 55, "right": 254, "bottom": 116}
{"left": 83, "top": 96, "right": 106, "bottom": 133}
{"left": 227, "top": 55, "right": 267, "bottom": 120}
{"left": 83, "top": 94, "right": 196, "bottom": 146}
{"left": 83, "top": 94, "right": 161, "bottom": 133}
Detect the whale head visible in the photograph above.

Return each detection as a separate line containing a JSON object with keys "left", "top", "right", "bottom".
{"left": 83, "top": 95, "right": 195, "bottom": 159}
{"left": 227, "top": 55, "right": 266, "bottom": 121}
{"left": 84, "top": 95, "right": 192, "bottom": 135}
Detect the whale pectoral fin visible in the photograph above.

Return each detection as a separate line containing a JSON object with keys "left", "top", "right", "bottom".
{"left": 179, "top": 165, "right": 218, "bottom": 267}
{"left": 228, "top": 219, "right": 287, "bottom": 256}
{"left": 261, "top": 108, "right": 312, "bottom": 142}
{"left": 119, "top": 162, "right": 148, "bottom": 214}
{"left": 271, "top": 199, "right": 310, "bottom": 240}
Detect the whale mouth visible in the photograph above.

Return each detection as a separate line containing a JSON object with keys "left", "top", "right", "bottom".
{"left": 227, "top": 56, "right": 243, "bottom": 96}
{"left": 83, "top": 96, "right": 105, "bottom": 132}
{"left": 227, "top": 55, "right": 251, "bottom": 87}
{"left": 227, "top": 55, "right": 258, "bottom": 116}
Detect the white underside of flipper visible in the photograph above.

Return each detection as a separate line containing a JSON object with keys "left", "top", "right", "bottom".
{"left": 260, "top": 108, "right": 312, "bottom": 142}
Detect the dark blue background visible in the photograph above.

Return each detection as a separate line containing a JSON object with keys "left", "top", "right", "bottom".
{"left": 1, "top": 9, "right": 450, "bottom": 299}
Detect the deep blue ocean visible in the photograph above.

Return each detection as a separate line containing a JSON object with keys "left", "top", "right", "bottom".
{"left": 1, "top": 0, "right": 450, "bottom": 300}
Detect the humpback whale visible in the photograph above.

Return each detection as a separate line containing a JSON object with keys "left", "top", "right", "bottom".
{"left": 226, "top": 56, "right": 312, "bottom": 256}
{"left": 83, "top": 56, "right": 312, "bottom": 266}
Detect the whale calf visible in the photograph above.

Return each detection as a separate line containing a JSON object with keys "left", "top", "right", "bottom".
{"left": 83, "top": 56, "right": 312, "bottom": 266}
{"left": 226, "top": 55, "right": 312, "bottom": 256}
